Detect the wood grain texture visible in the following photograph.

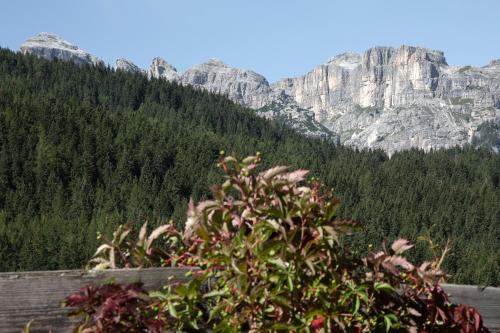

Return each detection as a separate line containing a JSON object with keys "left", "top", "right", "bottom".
{"left": 444, "top": 283, "right": 500, "bottom": 332}
{"left": 0, "top": 268, "right": 498, "bottom": 332}
{"left": 0, "top": 268, "right": 193, "bottom": 333}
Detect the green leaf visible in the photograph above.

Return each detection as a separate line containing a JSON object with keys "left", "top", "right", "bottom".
{"left": 268, "top": 257, "right": 287, "bottom": 270}
{"left": 305, "top": 308, "right": 324, "bottom": 320}
{"left": 375, "top": 282, "right": 395, "bottom": 293}
{"left": 269, "top": 274, "right": 281, "bottom": 283}
{"left": 148, "top": 290, "right": 169, "bottom": 300}
{"left": 354, "top": 296, "right": 360, "bottom": 314}
{"left": 188, "top": 319, "right": 199, "bottom": 330}
{"left": 384, "top": 315, "right": 392, "bottom": 333}
{"left": 383, "top": 314, "right": 398, "bottom": 332}
{"left": 270, "top": 294, "right": 292, "bottom": 309}
{"left": 168, "top": 301, "right": 178, "bottom": 318}
{"left": 287, "top": 275, "right": 294, "bottom": 291}
{"left": 266, "top": 206, "right": 284, "bottom": 219}
{"left": 203, "top": 289, "right": 229, "bottom": 298}
{"left": 208, "top": 302, "right": 226, "bottom": 323}
{"left": 357, "top": 290, "right": 369, "bottom": 304}
{"left": 175, "top": 284, "right": 188, "bottom": 297}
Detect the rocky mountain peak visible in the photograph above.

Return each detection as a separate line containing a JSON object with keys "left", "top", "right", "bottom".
{"left": 361, "top": 46, "right": 447, "bottom": 69}
{"left": 115, "top": 58, "right": 144, "bottom": 74}
{"left": 204, "top": 58, "right": 228, "bottom": 67}
{"left": 149, "top": 57, "right": 179, "bottom": 81}
{"left": 362, "top": 46, "right": 395, "bottom": 67}
{"left": 327, "top": 53, "right": 362, "bottom": 69}
{"left": 395, "top": 45, "right": 447, "bottom": 65}
{"left": 26, "top": 32, "right": 78, "bottom": 51}
{"left": 269, "top": 45, "right": 499, "bottom": 153}
{"left": 181, "top": 59, "right": 271, "bottom": 108}
{"left": 16, "top": 33, "right": 500, "bottom": 154}
{"left": 20, "top": 32, "right": 103, "bottom": 66}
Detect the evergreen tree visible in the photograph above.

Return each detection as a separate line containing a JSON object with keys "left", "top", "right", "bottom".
{"left": 0, "top": 48, "right": 498, "bottom": 285}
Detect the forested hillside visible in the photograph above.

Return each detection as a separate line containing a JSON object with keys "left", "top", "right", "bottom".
{"left": 0, "top": 49, "right": 498, "bottom": 285}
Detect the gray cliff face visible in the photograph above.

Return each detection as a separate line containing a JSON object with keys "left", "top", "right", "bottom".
{"left": 20, "top": 33, "right": 103, "bottom": 66}
{"left": 271, "top": 46, "right": 449, "bottom": 120}
{"left": 180, "top": 58, "right": 271, "bottom": 108}
{"left": 171, "top": 46, "right": 499, "bottom": 154}
{"left": 115, "top": 58, "right": 144, "bottom": 74}
{"left": 268, "top": 46, "right": 500, "bottom": 154}
{"left": 19, "top": 33, "right": 500, "bottom": 153}
{"left": 149, "top": 57, "right": 180, "bottom": 82}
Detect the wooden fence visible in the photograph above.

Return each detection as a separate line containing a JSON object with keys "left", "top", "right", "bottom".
{"left": 0, "top": 268, "right": 498, "bottom": 332}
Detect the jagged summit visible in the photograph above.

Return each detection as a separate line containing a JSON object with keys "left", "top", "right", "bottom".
{"left": 271, "top": 45, "right": 498, "bottom": 153}
{"left": 21, "top": 32, "right": 103, "bottom": 66}
{"left": 149, "top": 57, "right": 179, "bottom": 81}
{"left": 16, "top": 33, "right": 500, "bottom": 154}
{"left": 23, "top": 32, "right": 79, "bottom": 51}
{"left": 326, "top": 53, "right": 361, "bottom": 69}
{"left": 181, "top": 59, "right": 271, "bottom": 108}
{"left": 396, "top": 45, "right": 446, "bottom": 64}
{"left": 204, "top": 58, "right": 228, "bottom": 67}
{"left": 115, "top": 58, "right": 144, "bottom": 74}
{"left": 360, "top": 45, "right": 447, "bottom": 70}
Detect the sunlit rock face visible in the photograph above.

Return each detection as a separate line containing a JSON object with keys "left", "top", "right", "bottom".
{"left": 179, "top": 58, "right": 272, "bottom": 109}
{"left": 21, "top": 32, "right": 103, "bottom": 66}
{"left": 20, "top": 32, "right": 500, "bottom": 153}
{"left": 268, "top": 46, "right": 500, "bottom": 154}
{"left": 149, "top": 57, "right": 180, "bottom": 82}
{"left": 116, "top": 58, "right": 144, "bottom": 74}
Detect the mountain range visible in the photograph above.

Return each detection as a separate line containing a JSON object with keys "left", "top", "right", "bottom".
{"left": 20, "top": 32, "right": 500, "bottom": 154}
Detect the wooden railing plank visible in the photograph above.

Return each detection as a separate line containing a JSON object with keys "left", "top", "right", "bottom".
{"left": 0, "top": 268, "right": 498, "bottom": 332}
{"left": 0, "top": 268, "right": 192, "bottom": 333}
{"left": 443, "top": 283, "right": 500, "bottom": 331}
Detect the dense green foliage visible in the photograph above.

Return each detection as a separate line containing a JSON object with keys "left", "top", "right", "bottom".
{"left": 0, "top": 49, "right": 498, "bottom": 284}
{"left": 67, "top": 156, "right": 491, "bottom": 332}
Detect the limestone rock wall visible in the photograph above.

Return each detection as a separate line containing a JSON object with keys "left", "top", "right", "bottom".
{"left": 20, "top": 32, "right": 500, "bottom": 153}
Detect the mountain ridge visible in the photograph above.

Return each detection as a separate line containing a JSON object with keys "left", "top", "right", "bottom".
{"left": 20, "top": 32, "right": 500, "bottom": 154}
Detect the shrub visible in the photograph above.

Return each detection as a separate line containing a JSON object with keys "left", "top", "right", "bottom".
{"left": 66, "top": 154, "right": 491, "bottom": 332}
{"left": 65, "top": 282, "right": 167, "bottom": 332}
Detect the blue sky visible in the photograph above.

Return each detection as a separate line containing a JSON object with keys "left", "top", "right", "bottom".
{"left": 1, "top": 0, "right": 499, "bottom": 82}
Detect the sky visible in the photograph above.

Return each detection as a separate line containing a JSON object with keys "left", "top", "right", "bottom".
{"left": 1, "top": 0, "right": 500, "bottom": 82}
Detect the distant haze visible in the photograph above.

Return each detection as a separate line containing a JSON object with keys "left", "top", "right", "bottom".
{"left": 1, "top": 0, "right": 500, "bottom": 82}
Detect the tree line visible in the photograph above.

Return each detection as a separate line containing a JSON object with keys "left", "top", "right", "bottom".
{"left": 0, "top": 48, "right": 498, "bottom": 285}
